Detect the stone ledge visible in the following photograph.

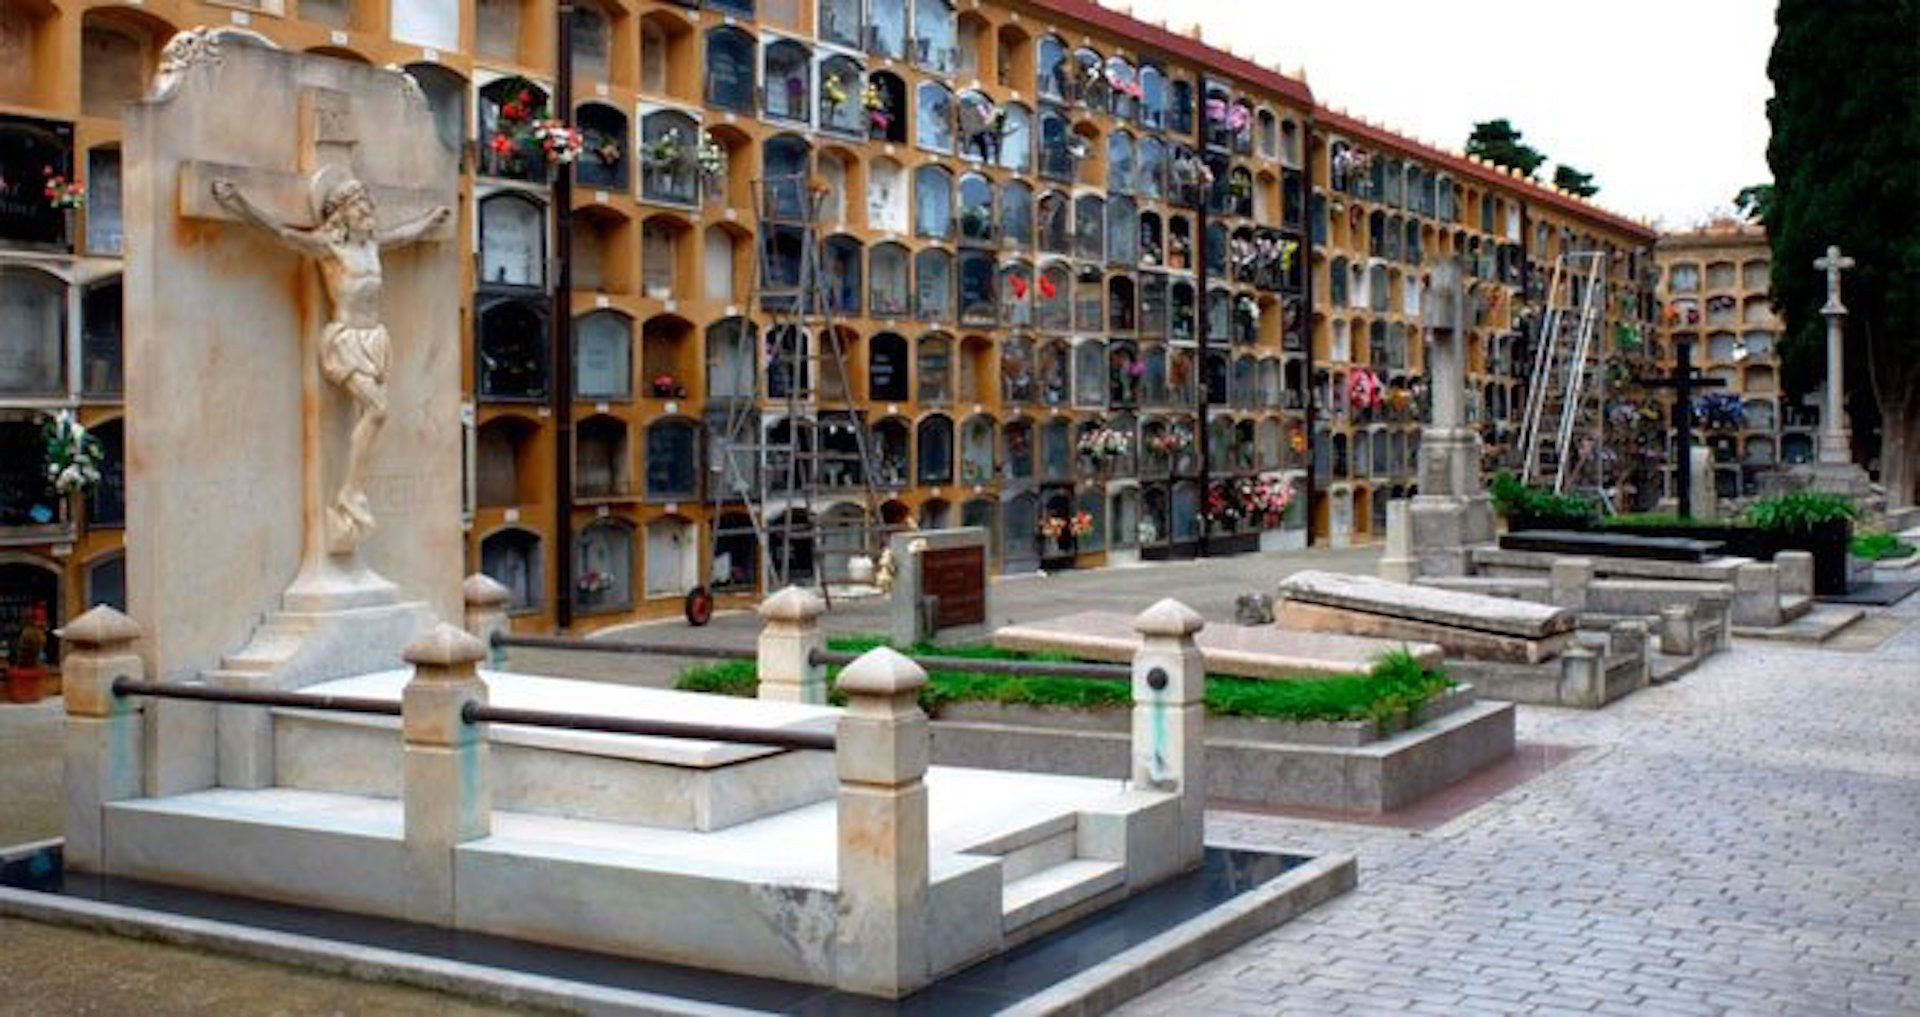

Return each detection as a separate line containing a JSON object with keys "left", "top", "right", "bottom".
{"left": 999, "top": 850, "right": 1357, "bottom": 1017}
{"left": 930, "top": 698, "right": 1517, "bottom": 814}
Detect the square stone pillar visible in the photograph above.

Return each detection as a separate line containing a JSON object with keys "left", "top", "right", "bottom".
{"left": 1658, "top": 604, "right": 1698, "bottom": 657}
{"left": 401, "top": 622, "right": 491, "bottom": 926}
{"left": 56, "top": 607, "right": 146, "bottom": 873}
{"left": 1556, "top": 644, "right": 1604, "bottom": 708}
{"left": 1732, "top": 563, "right": 1783, "bottom": 628}
{"left": 1131, "top": 599, "right": 1207, "bottom": 871}
{"left": 759, "top": 586, "right": 828, "bottom": 704}
{"left": 834, "top": 647, "right": 931, "bottom": 999}
{"left": 462, "top": 573, "right": 513, "bottom": 667}
{"left": 1550, "top": 558, "right": 1594, "bottom": 611}
{"left": 1774, "top": 551, "right": 1815, "bottom": 599}
{"left": 1378, "top": 499, "right": 1417, "bottom": 583}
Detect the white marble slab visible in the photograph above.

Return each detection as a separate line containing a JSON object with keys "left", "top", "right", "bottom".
{"left": 288, "top": 669, "right": 840, "bottom": 769}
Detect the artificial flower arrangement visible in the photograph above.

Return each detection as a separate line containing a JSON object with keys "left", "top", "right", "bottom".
{"left": 863, "top": 83, "right": 892, "bottom": 134}
{"left": 42, "top": 410, "right": 103, "bottom": 496}
{"left": 1242, "top": 475, "right": 1296, "bottom": 528}
{"left": 576, "top": 570, "right": 614, "bottom": 595}
{"left": 822, "top": 73, "right": 851, "bottom": 112}
{"left": 585, "top": 129, "right": 622, "bottom": 167}
{"left": 1288, "top": 426, "right": 1308, "bottom": 454}
{"left": 1037, "top": 514, "right": 1069, "bottom": 542}
{"left": 1148, "top": 424, "right": 1193, "bottom": 455}
{"left": 43, "top": 168, "right": 83, "bottom": 211}
{"left": 1069, "top": 510, "right": 1094, "bottom": 538}
{"left": 696, "top": 131, "right": 726, "bottom": 184}
{"left": 530, "top": 119, "right": 585, "bottom": 164}
{"left": 1205, "top": 479, "right": 1243, "bottom": 526}
{"left": 1348, "top": 368, "right": 1384, "bottom": 410}
{"left": 641, "top": 128, "right": 687, "bottom": 171}
{"left": 1076, "top": 425, "right": 1132, "bottom": 463}
{"left": 1693, "top": 392, "right": 1745, "bottom": 431}
{"left": 1104, "top": 65, "right": 1144, "bottom": 100}
{"left": 487, "top": 84, "right": 584, "bottom": 171}
{"left": 1235, "top": 294, "right": 1261, "bottom": 327}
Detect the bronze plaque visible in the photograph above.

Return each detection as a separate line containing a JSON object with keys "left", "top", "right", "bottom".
{"left": 921, "top": 545, "right": 986, "bottom": 629}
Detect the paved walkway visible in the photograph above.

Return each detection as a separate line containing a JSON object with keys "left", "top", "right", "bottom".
{"left": 1119, "top": 589, "right": 1920, "bottom": 1016}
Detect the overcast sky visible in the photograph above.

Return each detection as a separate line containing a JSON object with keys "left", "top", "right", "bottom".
{"left": 1121, "top": 0, "right": 1777, "bottom": 228}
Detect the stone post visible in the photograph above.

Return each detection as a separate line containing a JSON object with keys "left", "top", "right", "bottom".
{"left": 1658, "top": 604, "right": 1698, "bottom": 657}
{"left": 1378, "top": 499, "right": 1416, "bottom": 583}
{"left": 1131, "top": 598, "right": 1207, "bottom": 870}
{"left": 1611, "top": 620, "right": 1651, "bottom": 691}
{"left": 759, "top": 586, "right": 828, "bottom": 704}
{"left": 462, "top": 573, "right": 512, "bottom": 667}
{"left": 834, "top": 647, "right": 931, "bottom": 999}
{"left": 1775, "top": 551, "right": 1814, "bottom": 600}
{"left": 56, "top": 607, "right": 146, "bottom": 873}
{"left": 1556, "top": 643, "right": 1604, "bottom": 708}
{"left": 1731, "top": 563, "right": 1782, "bottom": 628}
{"left": 400, "top": 622, "right": 491, "bottom": 927}
{"left": 1550, "top": 558, "right": 1593, "bottom": 611}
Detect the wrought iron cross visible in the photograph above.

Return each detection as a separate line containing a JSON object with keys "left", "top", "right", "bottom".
{"left": 1638, "top": 339, "right": 1726, "bottom": 519}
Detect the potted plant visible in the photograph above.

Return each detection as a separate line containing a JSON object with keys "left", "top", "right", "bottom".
{"left": 1746, "top": 490, "right": 1859, "bottom": 595}
{"left": 1490, "top": 472, "right": 1599, "bottom": 532}
{"left": 8, "top": 605, "right": 49, "bottom": 704}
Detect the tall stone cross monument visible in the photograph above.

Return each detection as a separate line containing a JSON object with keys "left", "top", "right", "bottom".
{"left": 1814, "top": 245, "right": 1856, "bottom": 465}
{"left": 1401, "top": 256, "right": 1495, "bottom": 577}
{"left": 124, "top": 33, "right": 463, "bottom": 785}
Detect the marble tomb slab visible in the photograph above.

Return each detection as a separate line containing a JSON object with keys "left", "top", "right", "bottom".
{"left": 1275, "top": 571, "right": 1577, "bottom": 665}
{"left": 993, "top": 611, "right": 1441, "bottom": 678}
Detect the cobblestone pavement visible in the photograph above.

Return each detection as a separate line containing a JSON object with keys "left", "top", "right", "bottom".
{"left": 1120, "top": 593, "right": 1920, "bottom": 1016}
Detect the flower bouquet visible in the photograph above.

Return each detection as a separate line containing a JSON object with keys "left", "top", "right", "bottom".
{"left": 42, "top": 410, "right": 103, "bottom": 496}
{"left": 43, "top": 168, "right": 83, "bottom": 211}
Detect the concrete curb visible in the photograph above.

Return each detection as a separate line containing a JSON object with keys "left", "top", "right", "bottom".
{"left": 999, "top": 849, "right": 1359, "bottom": 1017}
{"left": 0, "top": 883, "right": 757, "bottom": 1017}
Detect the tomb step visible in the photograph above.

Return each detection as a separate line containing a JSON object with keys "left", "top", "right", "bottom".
{"left": 975, "top": 813, "right": 1080, "bottom": 886}
{"left": 1781, "top": 595, "right": 1814, "bottom": 623}
{"left": 1001, "top": 858, "right": 1126, "bottom": 935}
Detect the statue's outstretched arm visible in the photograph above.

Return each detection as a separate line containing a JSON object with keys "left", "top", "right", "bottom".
{"left": 211, "top": 178, "right": 325, "bottom": 256}
{"left": 378, "top": 206, "right": 452, "bottom": 250}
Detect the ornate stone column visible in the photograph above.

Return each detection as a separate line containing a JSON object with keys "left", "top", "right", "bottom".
{"left": 758, "top": 586, "right": 828, "bottom": 704}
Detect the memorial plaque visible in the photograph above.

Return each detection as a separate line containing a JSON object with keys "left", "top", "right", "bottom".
{"left": 922, "top": 544, "right": 985, "bottom": 629}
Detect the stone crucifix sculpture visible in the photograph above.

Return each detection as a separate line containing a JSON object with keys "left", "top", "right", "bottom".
{"left": 210, "top": 165, "right": 450, "bottom": 553}
{"left": 1813, "top": 244, "right": 1855, "bottom": 465}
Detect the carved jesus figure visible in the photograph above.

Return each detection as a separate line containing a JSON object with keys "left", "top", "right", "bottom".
{"left": 212, "top": 169, "right": 449, "bottom": 554}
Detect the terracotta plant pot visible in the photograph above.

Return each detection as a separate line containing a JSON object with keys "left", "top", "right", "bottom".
{"left": 6, "top": 665, "right": 48, "bottom": 704}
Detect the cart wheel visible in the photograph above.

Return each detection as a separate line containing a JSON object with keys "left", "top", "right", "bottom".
{"left": 684, "top": 586, "right": 714, "bottom": 626}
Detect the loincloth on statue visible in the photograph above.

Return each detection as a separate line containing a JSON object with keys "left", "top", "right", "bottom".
{"left": 321, "top": 321, "right": 391, "bottom": 389}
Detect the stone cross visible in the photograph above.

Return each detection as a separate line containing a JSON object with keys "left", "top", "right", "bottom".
{"left": 181, "top": 86, "right": 453, "bottom": 571}
{"left": 1422, "top": 256, "right": 1468, "bottom": 431}
{"left": 1814, "top": 245, "right": 1855, "bottom": 464}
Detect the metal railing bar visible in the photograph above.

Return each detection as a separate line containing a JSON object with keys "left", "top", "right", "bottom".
{"left": 462, "top": 702, "right": 834, "bottom": 751}
{"left": 111, "top": 679, "right": 403, "bottom": 717}
{"left": 809, "top": 650, "right": 1130, "bottom": 681}
{"left": 491, "top": 633, "right": 756, "bottom": 661}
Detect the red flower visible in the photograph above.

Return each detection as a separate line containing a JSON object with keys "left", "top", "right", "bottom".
{"left": 489, "top": 134, "right": 514, "bottom": 156}
{"left": 1010, "top": 275, "right": 1028, "bottom": 298}
{"left": 1038, "top": 275, "right": 1057, "bottom": 300}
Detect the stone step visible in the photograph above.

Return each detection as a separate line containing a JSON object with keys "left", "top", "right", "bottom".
{"left": 1001, "top": 858, "right": 1126, "bottom": 934}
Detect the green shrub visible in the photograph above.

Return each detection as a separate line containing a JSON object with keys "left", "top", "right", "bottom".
{"left": 1851, "top": 531, "right": 1918, "bottom": 561}
{"left": 1601, "top": 513, "right": 1741, "bottom": 530}
{"left": 1745, "top": 491, "right": 1860, "bottom": 532}
{"left": 676, "top": 640, "right": 1454, "bottom": 732}
{"left": 1490, "top": 472, "right": 1599, "bottom": 527}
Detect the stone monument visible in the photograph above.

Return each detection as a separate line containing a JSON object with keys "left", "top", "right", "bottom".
{"left": 1761, "top": 245, "right": 1872, "bottom": 498}
{"left": 1404, "top": 256, "right": 1495, "bottom": 576}
{"left": 123, "top": 33, "right": 461, "bottom": 785}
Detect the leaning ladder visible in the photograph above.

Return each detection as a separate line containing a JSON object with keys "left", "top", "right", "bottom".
{"left": 705, "top": 177, "right": 884, "bottom": 603}
{"left": 1518, "top": 251, "right": 1608, "bottom": 495}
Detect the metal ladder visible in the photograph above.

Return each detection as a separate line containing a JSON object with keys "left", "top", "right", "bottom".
{"left": 703, "top": 176, "right": 883, "bottom": 608}
{"left": 1518, "top": 251, "right": 1609, "bottom": 498}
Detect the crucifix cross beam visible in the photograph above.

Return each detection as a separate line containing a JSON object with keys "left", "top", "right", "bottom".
{"left": 174, "top": 86, "right": 453, "bottom": 239}
{"left": 1637, "top": 339, "right": 1725, "bottom": 519}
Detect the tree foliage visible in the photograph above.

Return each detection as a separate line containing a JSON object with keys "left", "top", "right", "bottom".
{"left": 1466, "top": 119, "right": 1546, "bottom": 179}
{"left": 1553, "top": 164, "right": 1599, "bottom": 198}
{"left": 1766, "top": 0, "right": 1920, "bottom": 500}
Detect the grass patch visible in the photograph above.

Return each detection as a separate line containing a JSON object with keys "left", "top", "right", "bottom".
{"left": 1852, "top": 532, "right": 1918, "bottom": 561}
{"left": 676, "top": 639, "right": 1453, "bottom": 730}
